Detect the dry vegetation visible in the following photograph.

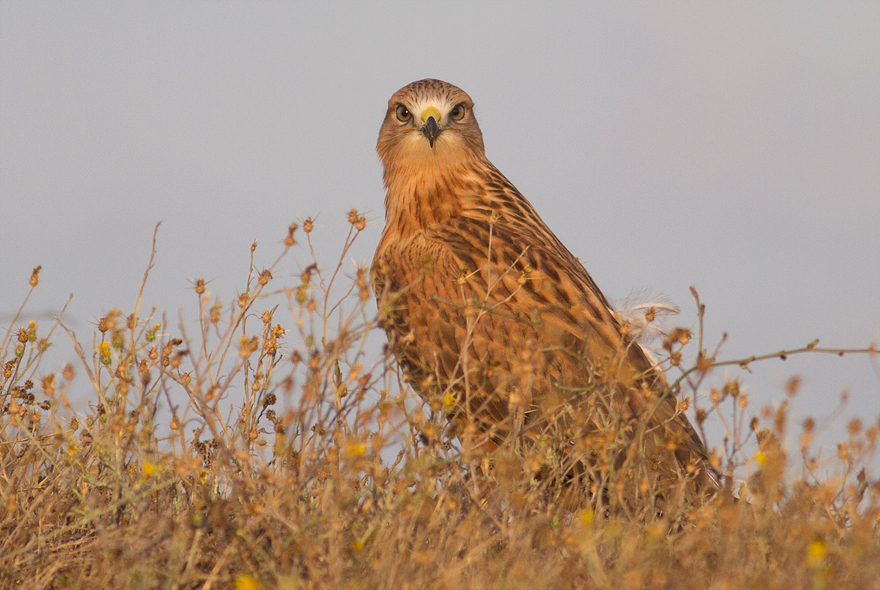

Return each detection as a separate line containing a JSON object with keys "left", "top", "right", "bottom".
{"left": 2, "top": 215, "right": 879, "bottom": 590}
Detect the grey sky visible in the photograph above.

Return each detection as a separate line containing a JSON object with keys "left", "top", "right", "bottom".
{"left": 2, "top": 2, "right": 878, "bottom": 462}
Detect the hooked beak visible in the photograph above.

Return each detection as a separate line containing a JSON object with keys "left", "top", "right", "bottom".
{"left": 422, "top": 116, "right": 440, "bottom": 148}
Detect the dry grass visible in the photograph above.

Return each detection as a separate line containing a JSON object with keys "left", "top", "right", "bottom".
{"left": 2, "top": 215, "right": 879, "bottom": 590}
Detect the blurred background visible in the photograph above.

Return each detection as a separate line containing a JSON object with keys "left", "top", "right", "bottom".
{"left": 1, "top": 2, "right": 878, "bottom": 467}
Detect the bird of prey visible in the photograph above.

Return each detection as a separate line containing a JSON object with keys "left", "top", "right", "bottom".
{"left": 372, "top": 79, "right": 717, "bottom": 509}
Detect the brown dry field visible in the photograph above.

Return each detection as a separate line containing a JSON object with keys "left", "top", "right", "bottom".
{"left": 2, "top": 218, "right": 878, "bottom": 590}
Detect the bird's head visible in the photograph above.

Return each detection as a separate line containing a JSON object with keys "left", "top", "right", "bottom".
{"left": 377, "top": 79, "right": 485, "bottom": 175}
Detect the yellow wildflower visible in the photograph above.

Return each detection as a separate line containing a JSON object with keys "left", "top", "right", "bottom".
{"left": 347, "top": 441, "right": 366, "bottom": 456}
{"left": 233, "top": 575, "right": 261, "bottom": 590}
{"left": 578, "top": 508, "right": 593, "bottom": 525}
{"left": 807, "top": 539, "right": 827, "bottom": 568}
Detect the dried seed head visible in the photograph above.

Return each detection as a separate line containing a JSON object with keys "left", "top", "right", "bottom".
{"left": 210, "top": 301, "right": 222, "bottom": 323}
{"left": 239, "top": 336, "right": 259, "bottom": 358}
{"left": 99, "top": 310, "right": 120, "bottom": 333}
{"left": 29, "top": 266, "right": 41, "bottom": 287}
{"left": 723, "top": 380, "right": 740, "bottom": 398}
{"left": 849, "top": 418, "right": 863, "bottom": 435}
{"left": 803, "top": 417, "right": 815, "bottom": 432}
{"left": 285, "top": 223, "right": 298, "bottom": 246}
{"left": 301, "top": 264, "right": 316, "bottom": 284}
{"left": 42, "top": 374, "right": 55, "bottom": 396}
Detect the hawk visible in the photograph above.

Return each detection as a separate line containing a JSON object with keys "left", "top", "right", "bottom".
{"left": 372, "top": 79, "right": 717, "bottom": 508}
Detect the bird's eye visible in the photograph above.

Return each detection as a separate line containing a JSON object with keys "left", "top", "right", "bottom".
{"left": 450, "top": 103, "right": 466, "bottom": 121}
{"left": 395, "top": 105, "right": 412, "bottom": 123}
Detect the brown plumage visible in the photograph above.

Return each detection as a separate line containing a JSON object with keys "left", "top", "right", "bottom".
{"left": 372, "top": 79, "right": 717, "bottom": 509}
